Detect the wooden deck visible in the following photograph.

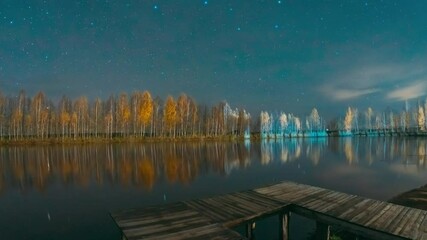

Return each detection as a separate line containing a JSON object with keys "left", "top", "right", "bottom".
{"left": 390, "top": 183, "right": 427, "bottom": 211}
{"left": 111, "top": 181, "right": 427, "bottom": 239}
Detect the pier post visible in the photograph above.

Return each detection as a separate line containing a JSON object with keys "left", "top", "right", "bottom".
{"left": 315, "top": 221, "right": 330, "bottom": 240}
{"left": 246, "top": 221, "right": 255, "bottom": 239}
{"left": 279, "top": 211, "right": 290, "bottom": 240}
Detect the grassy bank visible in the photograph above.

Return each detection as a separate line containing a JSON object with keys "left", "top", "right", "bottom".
{"left": 0, "top": 135, "right": 255, "bottom": 146}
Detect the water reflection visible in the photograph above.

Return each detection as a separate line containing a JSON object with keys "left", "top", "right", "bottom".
{"left": 0, "top": 137, "right": 426, "bottom": 193}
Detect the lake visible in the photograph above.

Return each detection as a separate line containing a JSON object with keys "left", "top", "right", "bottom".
{"left": 0, "top": 137, "right": 426, "bottom": 239}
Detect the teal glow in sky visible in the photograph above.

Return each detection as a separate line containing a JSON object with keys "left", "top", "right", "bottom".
{"left": 1, "top": 0, "right": 427, "bottom": 118}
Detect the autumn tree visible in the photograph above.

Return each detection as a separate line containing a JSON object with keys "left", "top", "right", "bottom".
{"left": 237, "top": 109, "right": 250, "bottom": 136}
{"left": 70, "top": 111, "right": 78, "bottom": 139}
{"left": 151, "top": 96, "right": 163, "bottom": 137}
{"left": 9, "top": 90, "right": 26, "bottom": 139}
{"left": 164, "top": 96, "right": 177, "bottom": 137}
{"left": 30, "top": 91, "right": 46, "bottom": 138}
{"left": 92, "top": 98, "right": 103, "bottom": 137}
{"left": 131, "top": 91, "right": 142, "bottom": 135}
{"left": 58, "top": 96, "right": 71, "bottom": 138}
{"left": 104, "top": 95, "right": 115, "bottom": 138}
{"left": 211, "top": 102, "right": 226, "bottom": 136}
{"left": 116, "top": 93, "right": 131, "bottom": 136}
{"left": 74, "top": 96, "right": 89, "bottom": 138}
{"left": 139, "top": 91, "right": 153, "bottom": 136}
{"left": 49, "top": 107, "right": 56, "bottom": 137}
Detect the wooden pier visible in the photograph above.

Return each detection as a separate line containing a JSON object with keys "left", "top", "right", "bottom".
{"left": 111, "top": 181, "right": 427, "bottom": 239}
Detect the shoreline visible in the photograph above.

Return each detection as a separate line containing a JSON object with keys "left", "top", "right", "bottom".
{"left": 0, "top": 135, "right": 254, "bottom": 146}
{"left": 0, "top": 133, "right": 426, "bottom": 146}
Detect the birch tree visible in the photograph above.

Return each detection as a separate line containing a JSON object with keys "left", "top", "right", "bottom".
{"left": 418, "top": 104, "right": 425, "bottom": 131}
{"left": 31, "top": 91, "right": 45, "bottom": 138}
{"left": 164, "top": 96, "right": 177, "bottom": 137}
{"left": 92, "top": 98, "right": 102, "bottom": 137}
{"left": 365, "top": 107, "right": 373, "bottom": 130}
{"left": 116, "top": 93, "right": 131, "bottom": 136}
{"left": 309, "top": 108, "right": 320, "bottom": 131}
{"left": 139, "top": 91, "right": 153, "bottom": 136}
{"left": 0, "top": 92, "right": 6, "bottom": 137}
{"left": 344, "top": 107, "right": 353, "bottom": 132}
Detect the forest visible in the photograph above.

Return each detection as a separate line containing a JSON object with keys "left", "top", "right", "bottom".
{"left": 0, "top": 90, "right": 251, "bottom": 141}
{"left": 0, "top": 90, "right": 426, "bottom": 142}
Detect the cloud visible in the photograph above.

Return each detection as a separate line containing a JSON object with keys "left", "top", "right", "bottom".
{"left": 387, "top": 81, "right": 427, "bottom": 101}
{"left": 318, "top": 60, "right": 427, "bottom": 102}
{"left": 324, "top": 87, "right": 380, "bottom": 100}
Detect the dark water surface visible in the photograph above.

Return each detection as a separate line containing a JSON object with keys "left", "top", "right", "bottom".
{"left": 0, "top": 137, "right": 426, "bottom": 239}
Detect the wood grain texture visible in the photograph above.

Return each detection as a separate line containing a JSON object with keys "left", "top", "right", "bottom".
{"left": 111, "top": 181, "right": 427, "bottom": 239}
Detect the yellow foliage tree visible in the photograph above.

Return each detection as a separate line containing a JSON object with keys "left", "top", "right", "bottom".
{"left": 164, "top": 96, "right": 177, "bottom": 137}
{"left": 139, "top": 91, "right": 153, "bottom": 136}
{"left": 70, "top": 111, "right": 78, "bottom": 139}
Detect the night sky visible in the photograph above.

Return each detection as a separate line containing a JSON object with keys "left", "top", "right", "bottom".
{"left": 1, "top": 0, "right": 427, "bottom": 119}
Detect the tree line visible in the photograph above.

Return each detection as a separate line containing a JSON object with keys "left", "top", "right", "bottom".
{"left": 0, "top": 90, "right": 251, "bottom": 140}
{"left": 340, "top": 99, "right": 427, "bottom": 133}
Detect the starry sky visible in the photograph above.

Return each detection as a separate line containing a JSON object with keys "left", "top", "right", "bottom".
{"left": 1, "top": 0, "right": 427, "bottom": 119}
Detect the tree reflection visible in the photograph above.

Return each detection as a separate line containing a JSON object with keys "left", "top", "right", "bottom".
{"left": 136, "top": 159, "right": 155, "bottom": 190}
{"left": 0, "top": 138, "right": 426, "bottom": 193}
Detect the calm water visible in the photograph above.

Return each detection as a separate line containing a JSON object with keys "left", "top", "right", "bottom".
{"left": 0, "top": 137, "right": 427, "bottom": 239}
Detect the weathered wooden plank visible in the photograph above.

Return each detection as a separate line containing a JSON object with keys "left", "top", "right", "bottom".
{"left": 342, "top": 199, "right": 376, "bottom": 222}
{"left": 187, "top": 199, "right": 236, "bottom": 222}
{"left": 411, "top": 212, "right": 427, "bottom": 240}
{"left": 417, "top": 211, "right": 427, "bottom": 234}
{"left": 111, "top": 181, "right": 427, "bottom": 240}
{"left": 295, "top": 189, "right": 333, "bottom": 206}
{"left": 363, "top": 202, "right": 392, "bottom": 227}
{"left": 222, "top": 194, "right": 268, "bottom": 213}
{"left": 185, "top": 200, "right": 231, "bottom": 222}
{"left": 384, "top": 206, "right": 412, "bottom": 233}
{"left": 325, "top": 194, "right": 362, "bottom": 217}
{"left": 315, "top": 192, "right": 360, "bottom": 213}
{"left": 208, "top": 196, "right": 254, "bottom": 217}
{"left": 290, "top": 205, "right": 406, "bottom": 240}
{"left": 369, "top": 204, "right": 405, "bottom": 231}
{"left": 113, "top": 202, "right": 189, "bottom": 221}
{"left": 255, "top": 182, "right": 300, "bottom": 196}
{"left": 399, "top": 208, "right": 424, "bottom": 237}
{"left": 328, "top": 196, "right": 366, "bottom": 218}
{"left": 286, "top": 186, "right": 325, "bottom": 202}
{"left": 234, "top": 191, "right": 286, "bottom": 208}
{"left": 118, "top": 210, "right": 201, "bottom": 228}
{"left": 393, "top": 208, "right": 418, "bottom": 235}
{"left": 314, "top": 193, "right": 358, "bottom": 213}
